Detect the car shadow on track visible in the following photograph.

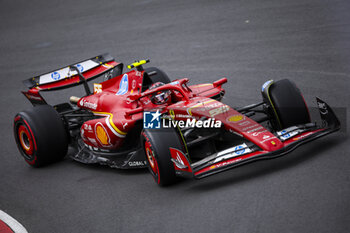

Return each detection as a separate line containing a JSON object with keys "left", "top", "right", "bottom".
{"left": 68, "top": 161, "right": 150, "bottom": 175}
{"left": 187, "top": 134, "right": 346, "bottom": 192}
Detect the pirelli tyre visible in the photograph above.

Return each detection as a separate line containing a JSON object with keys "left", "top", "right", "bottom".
{"left": 13, "top": 105, "right": 68, "bottom": 167}
{"left": 145, "top": 67, "right": 171, "bottom": 84}
{"left": 262, "top": 79, "right": 311, "bottom": 130}
{"left": 141, "top": 127, "right": 185, "bottom": 186}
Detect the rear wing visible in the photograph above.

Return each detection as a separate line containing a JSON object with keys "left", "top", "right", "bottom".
{"left": 22, "top": 53, "right": 123, "bottom": 105}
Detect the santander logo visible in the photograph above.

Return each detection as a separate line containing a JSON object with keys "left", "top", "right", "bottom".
{"left": 79, "top": 99, "right": 97, "bottom": 110}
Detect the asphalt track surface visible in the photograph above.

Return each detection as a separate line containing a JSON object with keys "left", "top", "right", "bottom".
{"left": 0, "top": 0, "right": 349, "bottom": 232}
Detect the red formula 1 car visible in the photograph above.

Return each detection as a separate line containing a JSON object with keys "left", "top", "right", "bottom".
{"left": 14, "top": 54, "right": 340, "bottom": 186}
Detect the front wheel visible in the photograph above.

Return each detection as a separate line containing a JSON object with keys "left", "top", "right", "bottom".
{"left": 262, "top": 79, "right": 311, "bottom": 130}
{"left": 141, "top": 127, "right": 185, "bottom": 186}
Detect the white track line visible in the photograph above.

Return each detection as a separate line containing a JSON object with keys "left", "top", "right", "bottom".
{"left": 0, "top": 210, "right": 28, "bottom": 233}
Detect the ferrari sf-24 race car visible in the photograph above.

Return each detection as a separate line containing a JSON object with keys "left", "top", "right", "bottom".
{"left": 14, "top": 54, "right": 340, "bottom": 186}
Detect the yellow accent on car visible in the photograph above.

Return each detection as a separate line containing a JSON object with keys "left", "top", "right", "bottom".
{"left": 228, "top": 115, "right": 243, "bottom": 122}
{"left": 102, "top": 63, "right": 114, "bottom": 68}
{"left": 127, "top": 60, "right": 148, "bottom": 69}
{"left": 96, "top": 124, "right": 109, "bottom": 145}
{"left": 192, "top": 84, "right": 212, "bottom": 87}
{"left": 265, "top": 82, "right": 282, "bottom": 128}
{"left": 187, "top": 99, "right": 216, "bottom": 116}
{"left": 93, "top": 111, "right": 127, "bottom": 136}
{"left": 176, "top": 124, "right": 190, "bottom": 161}
{"left": 169, "top": 109, "right": 175, "bottom": 119}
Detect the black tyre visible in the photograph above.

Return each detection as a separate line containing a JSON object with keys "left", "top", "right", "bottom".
{"left": 263, "top": 79, "right": 311, "bottom": 130}
{"left": 142, "top": 67, "right": 171, "bottom": 92}
{"left": 145, "top": 67, "right": 171, "bottom": 84}
{"left": 141, "top": 127, "right": 184, "bottom": 186}
{"left": 13, "top": 105, "right": 68, "bottom": 167}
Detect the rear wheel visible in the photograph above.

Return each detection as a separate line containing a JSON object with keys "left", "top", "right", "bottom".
{"left": 145, "top": 67, "right": 171, "bottom": 84}
{"left": 141, "top": 127, "right": 184, "bottom": 186}
{"left": 262, "top": 79, "right": 311, "bottom": 130}
{"left": 142, "top": 67, "right": 171, "bottom": 92}
{"left": 14, "top": 105, "right": 68, "bottom": 167}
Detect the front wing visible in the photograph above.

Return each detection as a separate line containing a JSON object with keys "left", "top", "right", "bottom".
{"left": 170, "top": 97, "right": 341, "bottom": 179}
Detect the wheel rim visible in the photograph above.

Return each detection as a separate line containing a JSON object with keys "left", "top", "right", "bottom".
{"left": 144, "top": 140, "right": 159, "bottom": 177}
{"left": 18, "top": 125, "right": 34, "bottom": 156}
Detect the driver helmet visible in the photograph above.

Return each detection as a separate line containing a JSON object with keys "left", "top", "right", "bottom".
{"left": 149, "top": 82, "right": 171, "bottom": 105}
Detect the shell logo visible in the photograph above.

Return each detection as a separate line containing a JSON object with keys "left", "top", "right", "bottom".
{"left": 227, "top": 115, "right": 243, "bottom": 122}
{"left": 95, "top": 123, "right": 110, "bottom": 146}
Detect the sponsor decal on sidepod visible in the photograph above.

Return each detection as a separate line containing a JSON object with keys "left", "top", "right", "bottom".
{"left": 79, "top": 99, "right": 97, "bottom": 110}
